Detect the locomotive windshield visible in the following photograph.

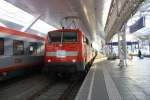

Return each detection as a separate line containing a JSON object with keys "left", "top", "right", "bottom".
{"left": 48, "top": 31, "right": 77, "bottom": 43}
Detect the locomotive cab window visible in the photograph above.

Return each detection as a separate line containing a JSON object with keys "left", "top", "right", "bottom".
{"left": 48, "top": 31, "right": 77, "bottom": 43}
{"left": 0, "top": 38, "right": 4, "bottom": 55}
{"left": 13, "top": 40, "right": 24, "bottom": 55}
{"left": 83, "top": 36, "right": 89, "bottom": 45}
{"left": 63, "top": 32, "right": 77, "bottom": 42}
{"left": 86, "top": 38, "right": 89, "bottom": 45}
{"left": 48, "top": 32, "right": 61, "bottom": 43}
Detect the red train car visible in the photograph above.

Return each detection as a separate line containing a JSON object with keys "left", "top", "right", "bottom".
{"left": 44, "top": 28, "right": 96, "bottom": 73}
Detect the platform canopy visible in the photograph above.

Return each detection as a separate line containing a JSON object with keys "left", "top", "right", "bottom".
{"left": 1, "top": 0, "right": 144, "bottom": 42}
{"left": 127, "top": 0, "right": 150, "bottom": 40}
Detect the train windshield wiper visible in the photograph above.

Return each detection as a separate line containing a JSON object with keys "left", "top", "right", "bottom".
{"left": 60, "top": 31, "right": 64, "bottom": 44}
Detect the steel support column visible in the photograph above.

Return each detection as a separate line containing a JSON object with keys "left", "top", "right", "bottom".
{"left": 118, "top": 32, "right": 120, "bottom": 58}
{"left": 149, "top": 37, "right": 150, "bottom": 56}
{"left": 118, "top": 24, "right": 127, "bottom": 67}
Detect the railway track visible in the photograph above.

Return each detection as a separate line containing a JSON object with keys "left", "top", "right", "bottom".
{"left": 0, "top": 73, "right": 50, "bottom": 100}
{"left": 58, "top": 77, "right": 83, "bottom": 100}
{"left": 0, "top": 73, "right": 84, "bottom": 100}
{"left": 28, "top": 74, "right": 84, "bottom": 100}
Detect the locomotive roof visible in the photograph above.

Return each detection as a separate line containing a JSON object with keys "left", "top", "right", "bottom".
{"left": 48, "top": 28, "right": 81, "bottom": 33}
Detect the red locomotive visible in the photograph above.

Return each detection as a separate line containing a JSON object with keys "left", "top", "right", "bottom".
{"left": 44, "top": 28, "right": 96, "bottom": 73}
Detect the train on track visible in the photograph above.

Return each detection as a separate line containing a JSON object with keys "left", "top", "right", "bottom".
{"left": 0, "top": 26, "right": 45, "bottom": 80}
{"left": 44, "top": 28, "right": 97, "bottom": 74}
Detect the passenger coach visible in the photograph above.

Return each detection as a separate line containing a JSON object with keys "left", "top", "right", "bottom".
{"left": 0, "top": 26, "right": 45, "bottom": 80}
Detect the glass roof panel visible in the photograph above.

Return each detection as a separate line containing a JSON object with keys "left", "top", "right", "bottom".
{"left": 0, "top": 0, "right": 56, "bottom": 34}
{"left": 0, "top": 0, "right": 34, "bottom": 26}
{"left": 31, "top": 19, "right": 56, "bottom": 34}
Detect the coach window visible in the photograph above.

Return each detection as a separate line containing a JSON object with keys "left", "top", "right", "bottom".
{"left": 28, "top": 42, "right": 37, "bottom": 55}
{"left": 13, "top": 40, "right": 24, "bottom": 55}
{"left": 0, "top": 38, "right": 4, "bottom": 55}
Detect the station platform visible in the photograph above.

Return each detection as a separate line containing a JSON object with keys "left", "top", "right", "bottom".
{"left": 75, "top": 56, "right": 150, "bottom": 100}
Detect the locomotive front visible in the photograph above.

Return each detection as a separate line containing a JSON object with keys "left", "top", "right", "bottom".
{"left": 45, "top": 29, "right": 84, "bottom": 73}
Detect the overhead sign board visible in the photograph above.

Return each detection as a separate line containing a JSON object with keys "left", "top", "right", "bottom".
{"left": 107, "top": 41, "right": 138, "bottom": 46}
{"left": 130, "top": 17, "right": 145, "bottom": 33}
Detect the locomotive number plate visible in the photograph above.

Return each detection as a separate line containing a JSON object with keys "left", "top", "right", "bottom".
{"left": 56, "top": 50, "right": 66, "bottom": 58}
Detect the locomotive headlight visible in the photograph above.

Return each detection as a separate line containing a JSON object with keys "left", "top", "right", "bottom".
{"left": 48, "top": 59, "right": 51, "bottom": 62}
{"left": 72, "top": 59, "right": 76, "bottom": 63}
